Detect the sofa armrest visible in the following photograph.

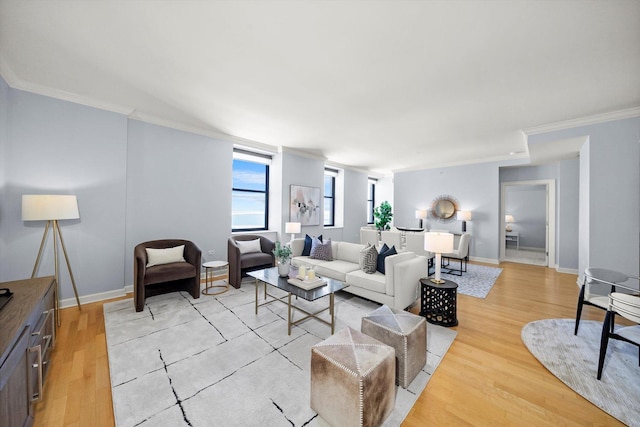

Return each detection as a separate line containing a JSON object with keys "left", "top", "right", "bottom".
{"left": 290, "top": 238, "right": 306, "bottom": 257}
{"left": 384, "top": 252, "right": 416, "bottom": 295}
{"left": 390, "top": 255, "right": 428, "bottom": 310}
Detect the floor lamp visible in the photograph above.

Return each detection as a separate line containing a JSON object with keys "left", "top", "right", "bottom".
{"left": 23, "top": 194, "right": 82, "bottom": 326}
{"left": 424, "top": 232, "right": 454, "bottom": 284}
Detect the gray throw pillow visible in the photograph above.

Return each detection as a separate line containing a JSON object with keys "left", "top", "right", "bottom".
{"left": 359, "top": 244, "right": 378, "bottom": 274}
{"left": 310, "top": 237, "right": 333, "bottom": 261}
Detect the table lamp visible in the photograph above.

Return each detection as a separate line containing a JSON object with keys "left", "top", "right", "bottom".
{"left": 285, "top": 222, "right": 301, "bottom": 244}
{"left": 424, "top": 232, "right": 454, "bottom": 284}
{"left": 23, "top": 194, "right": 82, "bottom": 326}
{"left": 415, "top": 209, "right": 427, "bottom": 229}
{"left": 457, "top": 210, "right": 472, "bottom": 232}
{"left": 505, "top": 215, "right": 515, "bottom": 232}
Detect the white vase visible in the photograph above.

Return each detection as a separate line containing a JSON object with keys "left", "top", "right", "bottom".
{"left": 277, "top": 261, "right": 290, "bottom": 277}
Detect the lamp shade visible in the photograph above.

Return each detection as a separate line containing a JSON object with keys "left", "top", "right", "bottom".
{"left": 424, "top": 232, "right": 454, "bottom": 254}
{"left": 457, "top": 210, "right": 472, "bottom": 221}
{"left": 415, "top": 209, "right": 428, "bottom": 219}
{"left": 285, "top": 222, "right": 301, "bottom": 234}
{"left": 22, "top": 195, "right": 79, "bottom": 221}
{"left": 505, "top": 214, "right": 515, "bottom": 223}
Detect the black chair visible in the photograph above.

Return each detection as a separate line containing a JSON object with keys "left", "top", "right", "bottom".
{"left": 574, "top": 267, "right": 633, "bottom": 335}
{"left": 597, "top": 292, "right": 640, "bottom": 380}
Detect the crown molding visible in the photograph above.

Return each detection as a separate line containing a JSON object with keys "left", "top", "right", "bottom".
{"left": 522, "top": 107, "right": 640, "bottom": 136}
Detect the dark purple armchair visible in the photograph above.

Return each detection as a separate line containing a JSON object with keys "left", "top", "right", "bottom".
{"left": 228, "top": 235, "right": 275, "bottom": 288}
{"left": 134, "top": 239, "right": 201, "bottom": 312}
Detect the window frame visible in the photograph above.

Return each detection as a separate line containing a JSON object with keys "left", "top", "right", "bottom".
{"left": 231, "top": 149, "right": 271, "bottom": 232}
{"left": 367, "top": 178, "right": 376, "bottom": 224}
{"left": 324, "top": 168, "right": 338, "bottom": 227}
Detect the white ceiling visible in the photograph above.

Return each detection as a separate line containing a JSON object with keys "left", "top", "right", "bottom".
{"left": 1, "top": 0, "right": 639, "bottom": 174}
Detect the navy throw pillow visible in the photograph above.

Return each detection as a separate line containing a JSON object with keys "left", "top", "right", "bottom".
{"left": 377, "top": 245, "right": 397, "bottom": 274}
{"left": 302, "top": 234, "right": 322, "bottom": 256}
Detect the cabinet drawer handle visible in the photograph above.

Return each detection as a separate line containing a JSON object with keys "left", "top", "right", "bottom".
{"left": 29, "top": 344, "right": 43, "bottom": 403}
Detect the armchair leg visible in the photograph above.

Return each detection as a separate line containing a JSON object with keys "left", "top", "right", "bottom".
{"left": 597, "top": 310, "right": 613, "bottom": 380}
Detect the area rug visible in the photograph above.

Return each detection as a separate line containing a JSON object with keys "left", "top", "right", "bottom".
{"left": 104, "top": 285, "right": 457, "bottom": 427}
{"left": 440, "top": 263, "right": 502, "bottom": 299}
{"left": 522, "top": 319, "right": 640, "bottom": 427}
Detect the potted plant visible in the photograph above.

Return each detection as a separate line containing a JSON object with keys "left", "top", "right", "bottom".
{"left": 273, "top": 241, "right": 293, "bottom": 277}
{"left": 373, "top": 201, "right": 393, "bottom": 231}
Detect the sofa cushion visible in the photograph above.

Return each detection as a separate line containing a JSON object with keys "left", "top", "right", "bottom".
{"left": 336, "top": 241, "right": 366, "bottom": 264}
{"left": 240, "top": 252, "right": 273, "bottom": 269}
{"left": 310, "top": 237, "right": 333, "bottom": 261}
{"left": 346, "top": 269, "right": 386, "bottom": 294}
{"left": 146, "top": 245, "right": 185, "bottom": 267}
{"left": 292, "top": 256, "right": 328, "bottom": 269}
{"left": 377, "top": 245, "right": 397, "bottom": 274}
{"left": 144, "top": 261, "right": 196, "bottom": 285}
{"left": 315, "top": 260, "right": 361, "bottom": 282}
{"left": 302, "top": 234, "right": 322, "bottom": 256}
{"left": 359, "top": 244, "right": 378, "bottom": 274}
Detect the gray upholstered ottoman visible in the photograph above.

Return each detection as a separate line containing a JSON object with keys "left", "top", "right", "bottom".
{"left": 361, "top": 304, "right": 427, "bottom": 388}
{"left": 310, "top": 327, "right": 395, "bottom": 427}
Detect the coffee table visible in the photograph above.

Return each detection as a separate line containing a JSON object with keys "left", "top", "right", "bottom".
{"left": 247, "top": 267, "right": 348, "bottom": 335}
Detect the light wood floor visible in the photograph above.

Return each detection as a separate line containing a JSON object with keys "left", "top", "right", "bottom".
{"left": 34, "top": 261, "right": 624, "bottom": 426}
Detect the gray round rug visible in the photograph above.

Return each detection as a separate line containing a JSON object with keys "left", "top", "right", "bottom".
{"left": 521, "top": 319, "right": 640, "bottom": 427}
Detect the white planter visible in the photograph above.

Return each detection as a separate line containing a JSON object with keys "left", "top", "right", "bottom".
{"left": 277, "top": 262, "right": 290, "bottom": 277}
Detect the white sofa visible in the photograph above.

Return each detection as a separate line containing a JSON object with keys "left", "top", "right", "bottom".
{"left": 290, "top": 238, "right": 427, "bottom": 310}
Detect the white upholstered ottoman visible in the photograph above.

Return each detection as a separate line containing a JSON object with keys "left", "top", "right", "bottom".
{"left": 310, "top": 327, "right": 395, "bottom": 426}
{"left": 361, "top": 304, "right": 427, "bottom": 388}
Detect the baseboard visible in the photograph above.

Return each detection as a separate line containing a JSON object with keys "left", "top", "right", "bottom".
{"left": 59, "top": 287, "right": 128, "bottom": 309}
{"left": 469, "top": 256, "right": 499, "bottom": 265}
{"left": 556, "top": 266, "right": 579, "bottom": 275}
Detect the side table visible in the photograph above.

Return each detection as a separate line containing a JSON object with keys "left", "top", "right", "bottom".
{"left": 419, "top": 278, "right": 458, "bottom": 327}
{"left": 202, "top": 261, "right": 229, "bottom": 296}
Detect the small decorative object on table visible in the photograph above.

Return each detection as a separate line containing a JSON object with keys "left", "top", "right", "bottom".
{"left": 287, "top": 267, "right": 326, "bottom": 290}
{"left": 273, "top": 241, "right": 293, "bottom": 277}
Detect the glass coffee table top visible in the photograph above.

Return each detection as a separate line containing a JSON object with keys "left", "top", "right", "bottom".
{"left": 247, "top": 267, "right": 347, "bottom": 301}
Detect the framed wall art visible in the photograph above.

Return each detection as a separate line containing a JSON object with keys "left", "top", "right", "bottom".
{"left": 290, "top": 185, "right": 320, "bottom": 226}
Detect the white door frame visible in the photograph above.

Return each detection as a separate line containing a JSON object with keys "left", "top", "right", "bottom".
{"left": 500, "top": 179, "right": 556, "bottom": 268}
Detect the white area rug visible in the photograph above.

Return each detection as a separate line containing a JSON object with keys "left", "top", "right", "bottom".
{"left": 104, "top": 284, "right": 457, "bottom": 427}
{"left": 440, "top": 264, "right": 502, "bottom": 299}
{"left": 522, "top": 319, "right": 640, "bottom": 427}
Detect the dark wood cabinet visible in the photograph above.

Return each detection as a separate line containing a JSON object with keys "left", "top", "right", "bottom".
{"left": 0, "top": 277, "right": 56, "bottom": 427}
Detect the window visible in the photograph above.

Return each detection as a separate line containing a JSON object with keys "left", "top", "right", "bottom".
{"left": 232, "top": 149, "right": 270, "bottom": 231}
{"left": 324, "top": 168, "right": 338, "bottom": 226}
{"left": 367, "top": 178, "right": 376, "bottom": 224}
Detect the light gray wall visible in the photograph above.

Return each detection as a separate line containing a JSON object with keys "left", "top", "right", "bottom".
{"left": 0, "top": 87, "right": 129, "bottom": 302}
{"left": 529, "top": 117, "right": 640, "bottom": 279}
{"left": 341, "top": 168, "right": 368, "bottom": 243}
{"left": 124, "top": 120, "right": 233, "bottom": 285}
{"left": 557, "top": 158, "right": 580, "bottom": 270}
{"left": 504, "top": 185, "right": 546, "bottom": 249}
{"left": 0, "top": 77, "right": 9, "bottom": 269}
{"left": 394, "top": 162, "right": 500, "bottom": 262}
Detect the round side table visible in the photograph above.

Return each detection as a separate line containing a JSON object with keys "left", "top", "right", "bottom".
{"left": 202, "top": 261, "right": 229, "bottom": 296}
{"left": 419, "top": 278, "right": 458, "bottom": 327}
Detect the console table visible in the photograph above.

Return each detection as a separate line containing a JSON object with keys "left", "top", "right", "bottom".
{"left": 0, "top": 276, "right": 56, "bottom": 427}
{"left": 505, "top": 231, "right": 520, "bottom": 250}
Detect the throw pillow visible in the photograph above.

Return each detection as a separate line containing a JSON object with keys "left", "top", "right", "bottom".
{"left": 237, "top": 238, "right": 262, "bottom": 254}
{"left": 359, "top": 243, "right": 378, "bottom": 274}
{"left": 310, "top": 237, "right": 333, "bottom": 261}
{"left": 146, "top": 245, "right": 186, "bottom": 267}
{"left": 376, "top": 245, "right": 397, "bottom": 274}
{"left": 302, "top": 234, "right": 322, "bottom": 256}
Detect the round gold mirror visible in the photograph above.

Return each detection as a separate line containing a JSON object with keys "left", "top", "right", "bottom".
{"left": 431, "top": 196, "right": 458, "bottom": 221}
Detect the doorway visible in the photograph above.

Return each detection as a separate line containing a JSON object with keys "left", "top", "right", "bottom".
{"left": 500, "top": 180, "right": 556, "bottom": 267}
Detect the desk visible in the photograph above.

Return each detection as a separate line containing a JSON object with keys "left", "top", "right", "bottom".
{"left": 505, "top": 232, "right": 519, "bottom": 250}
